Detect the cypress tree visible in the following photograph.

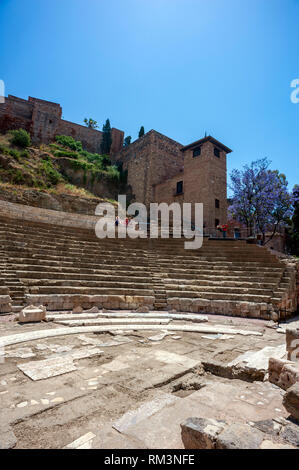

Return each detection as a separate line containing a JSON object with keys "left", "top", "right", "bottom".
{"left": 101, "top": 119, "right": 112, "bottom": 154}
{"left": 138, "top": 126, "right": 145, "bottom": 138}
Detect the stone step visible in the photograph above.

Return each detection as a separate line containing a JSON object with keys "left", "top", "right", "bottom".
{"left": 4, "top": 242, "right": 278, "bottom": 258}
{"left": 3, "top": 241, "right": 278, "bottom": 257}
{"left": 29, "top": 286, "right": 154, "bottom": 295}
{"left": 164, "top": 279, "right": 278, "bottom": 289}
{"left": 0, "top": 237, "right": 256, "bottom": 251}
{"left": 166, "top": 291, "right": 271, "bottom": 302}
{"left": 5, "top": 258, "right": 283, "bottom": 273}
{"left": 16, "top": 271, "right": 151, "bottom": 282}
{"left": 154, "top": 303, "right": 168, "bottom": 310}
{"left": 3, "top": 268, "right": 282, "bottom": 282}
{"left": 12, "top": 305, "right": 23, "bottom": 312}
{"left": 165, "top": 285, "right": 274, "bottom": 295}
{"left": 53, "top": 318, "right": 171, "bottom": 327}
{"left": 21, "top": 279, "right": 151, "bottom": 288}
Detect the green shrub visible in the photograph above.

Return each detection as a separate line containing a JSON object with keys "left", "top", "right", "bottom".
{"left": 106, "top": 165, "right": 120, "bottom": 183}
{"left": 10, "top": 129, "right": 31, "bottom": 148}
{"left": 0, "top": 144, "right": 26, "bottom": 160}
{"left": 9, "top": 149, "right": 20, "bottom": 159}
{"left": 12, "top": 169, "right": 23, "bottom": 184}
{"left": 70, "top": 159, "right": 93, "bottom": 172}
{"left": 20, "top": 150, "right": 30, "bottom": 158}
{"left": 41, "top": 159, "right": 62, "bottom": 185}
{"left": 55, "top": 135, "right": 83, "bottom": 152}
{"left": 53, "top": 149, "right": 79, "bottom": 159}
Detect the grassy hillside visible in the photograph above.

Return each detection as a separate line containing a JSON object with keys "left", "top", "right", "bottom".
{"left": 0, "top": 131, "right": 126, "bottom": 203}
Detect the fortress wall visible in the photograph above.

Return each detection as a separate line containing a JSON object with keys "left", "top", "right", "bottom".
{"left": 58, "top": 119, "right": 104, "bottom": 154}
{"left": 0, "top": 95, "right": 33, "bottom": 133}
{"left": 0, "top": 95, "right": 124, "bottom": 154}
{"left": 113, "top": 130, "right": 183, "bottom": 207}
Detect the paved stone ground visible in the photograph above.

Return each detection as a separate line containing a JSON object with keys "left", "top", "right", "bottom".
{"left": 0, "top": 311, "right": 297, "bottom": 449}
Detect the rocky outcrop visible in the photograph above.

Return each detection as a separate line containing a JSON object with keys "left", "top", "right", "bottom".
{"left": 0, "top": 185, "right": 105, "bottom": 215}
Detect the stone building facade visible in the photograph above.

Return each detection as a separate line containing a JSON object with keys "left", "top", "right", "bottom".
{"left": 113, "top": 131, "right": 232, "bottom": 229}
{"left": 0, "top": 95, "right": 124, "bottom": 154}
{"left": 0, "top": 94, "right": 232, "bottom": 228}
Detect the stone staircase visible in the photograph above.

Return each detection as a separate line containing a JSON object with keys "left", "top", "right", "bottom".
{"left": 0, "top": 242, "right": 13, "bottom": 313}
{"left": 0, "top": 215, "right": 297, "bottom": 319}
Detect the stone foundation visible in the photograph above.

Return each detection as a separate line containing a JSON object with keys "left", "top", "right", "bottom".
{"left": 167, "top": 298, "right": 273, "bottom": 320}
{"left": 181, "top": 417, "right": 298, "bottom": 449}
{"left": 25, "top": 294, "right": 155, "bottom": 311}
{"left": 268, "top": 357, "right": 299, "bottom": 390}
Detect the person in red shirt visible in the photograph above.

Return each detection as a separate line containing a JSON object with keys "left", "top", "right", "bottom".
{"left": 221, "top": 223, "right": 228, "bottom": 238}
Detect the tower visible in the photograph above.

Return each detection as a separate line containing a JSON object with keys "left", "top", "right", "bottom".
{"left": 181, "top": 136, "right": 232, "bottom": 229}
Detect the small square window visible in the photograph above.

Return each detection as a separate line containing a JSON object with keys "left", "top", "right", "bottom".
{"left": 215, "top": 199, "right": 220, "bottom": 209}
{"left": 176, "top": 181, "right": 183, "bottom": 194}
{"left": 215, "top": 218, "right": 220, "bottom": 228}
{"left": 214, "top": 147, "right": 220, "bottom": 158}
{"left": 193, "top": 147, "right": 201, "bottom": 157}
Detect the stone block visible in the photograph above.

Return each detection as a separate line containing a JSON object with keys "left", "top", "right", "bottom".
{"left": 181, "top": 417, "right": 226, "bottom": 449}
{"left": 283, "top": 383, "right": 299, "bottom": 422}
{"left": 216, "top": 423, "right": 264, "bottom": 449}
{"left": 280, "top": 421, "right": 299, "bottom": 446}
{"left": 72, "top": 306, "right": 83, "bottom": 314}
{"left": 0, "top": 426, "right": 17, "bottom": 449}
{"left": 269, "top": 357, "right": 299, "bottom": 390}
{"left": 19, "top": 304, "right": 46, "bottom": 323}
{"left": 286, "top": 327, "right": 299, "bottom": 361}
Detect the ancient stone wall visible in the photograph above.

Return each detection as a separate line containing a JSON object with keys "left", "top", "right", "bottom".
{"left": 0, "top": 199, "right": 98, "bottom": 230}
{"left": 56, "top": 157, "right": 121, "bottom": 200}
{"left": 0, "top": 95, "right": 33, "bottom": 133}
{"left": 112, "top": 130, "right": 183, "bottom": 207}
{"left": 0, "top": 95, "right": 124, "bottom": 154}
{"left": 29, "top": 97, "right": 62, "bottom": 144}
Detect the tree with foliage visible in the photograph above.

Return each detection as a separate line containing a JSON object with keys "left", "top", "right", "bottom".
{"left": 83, "top": 118, "right": 99, "bottom": 129}
{"left": 10, "top": 129, "right": 31, "bottom": 148}
{"left": 101, "top": 119, "right": 112, "bottom": 154}
{"left": 124, "top": 136, "right": 132, "bottom": 147}
{"left": 286, "top": 185, "right": 299, "bottom": 256}
{"left": 138, "top": 126, "right": 145, "bottom": 138}
{"left": 229, "top": 158, "right": 297, "bottom": 245}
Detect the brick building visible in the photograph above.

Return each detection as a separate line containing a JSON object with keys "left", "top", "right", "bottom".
{"left": 0, "top": 95, "right": 124, "bottom": 154}
{"left": 113, "top": 130, "right": 232, "bottom": 229}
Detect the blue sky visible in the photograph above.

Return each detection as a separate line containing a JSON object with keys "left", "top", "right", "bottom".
{"left": 0, "top": 0, "right": 298, "bottom": 191}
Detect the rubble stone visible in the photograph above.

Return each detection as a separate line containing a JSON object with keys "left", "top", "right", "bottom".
{"left": 181, "top": 417, "right": 226, "bottom": 449}
{"left": 269, "top": 357, "right": 299, "bottom": 390}
{"left": 283, "top": 383, "right": 299, "bottom": 422}
{"left": 18, "top": 305, "right": 46, "bottom": 323}
{"left": 286, "top": 327, "right": 299, "bottom": 361}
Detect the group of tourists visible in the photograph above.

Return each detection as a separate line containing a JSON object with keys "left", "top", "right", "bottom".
{"left": 115, "top": 216, "right": 130, "bottom": 227}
